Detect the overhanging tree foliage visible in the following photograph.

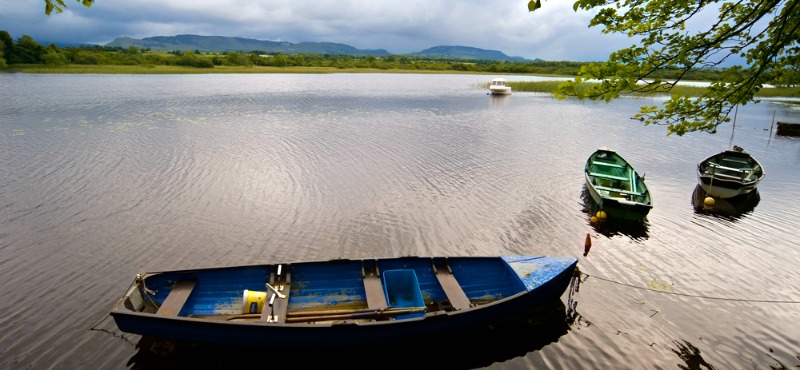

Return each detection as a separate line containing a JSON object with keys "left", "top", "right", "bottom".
{"left": 44, "top": 0, "right": 93, "bottom": 15}
{"left": 529, "top": 0, "right": 800, "bottom": 136}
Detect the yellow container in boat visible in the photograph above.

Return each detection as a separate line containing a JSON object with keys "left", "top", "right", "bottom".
{"left": 242, "top": 289, "right": 267, "bottom": 314}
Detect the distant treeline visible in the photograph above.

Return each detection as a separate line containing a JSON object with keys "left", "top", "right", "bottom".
{"left": 1, "top": 31, "right": 796, "bottom": 87}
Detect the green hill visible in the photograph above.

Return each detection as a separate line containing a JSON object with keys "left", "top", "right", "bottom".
{"left": 105, "top": 35, "right": 533, "bottom": 61}
{"left": 413, "top": 45, "right": 532, "bottom": 62}
{"left": 106, "top": 34, "right": 390, "bottom": 55}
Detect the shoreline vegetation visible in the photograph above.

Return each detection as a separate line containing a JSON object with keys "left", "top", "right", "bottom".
{"left": 5, "top": 64, "right": 798, "bottom": 99}
{"left": 505, "top": 81, "right": 800, "bottom": 99}
{"left": 4, "top": 63, "right": 800, "bottom": 99}
{"left": 0, "top": 36, "right": 797, "bottom": 98}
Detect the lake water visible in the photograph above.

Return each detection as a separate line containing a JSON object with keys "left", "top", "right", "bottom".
{"left": 1, "top": 73, "right": 799, "bottom": 369}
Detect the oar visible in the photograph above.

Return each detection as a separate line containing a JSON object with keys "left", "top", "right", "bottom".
{"left": 284, "top": 307, "right": 426, "bottom": 323}
{"left": 206, "top": 306, "right": 427, "bottom": 322}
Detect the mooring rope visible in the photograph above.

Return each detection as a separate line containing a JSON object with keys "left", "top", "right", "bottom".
{"left": 580, "top": 272, "right": 800, "bottom": 304}
{"left": 88, "top": 314, "right": 137, "bottom": 346}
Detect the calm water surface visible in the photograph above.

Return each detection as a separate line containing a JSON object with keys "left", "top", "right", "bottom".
{"left": 1, "top": 73, "right": 799, "bottom": 369}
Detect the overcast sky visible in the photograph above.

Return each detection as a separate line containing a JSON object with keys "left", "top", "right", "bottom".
{"left": 1, "top": 0, "right": 636, "bottom": 61}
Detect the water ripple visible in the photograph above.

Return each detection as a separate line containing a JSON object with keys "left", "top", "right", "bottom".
{"left": 2, "top": 73, "right": 800, "bottom": 369}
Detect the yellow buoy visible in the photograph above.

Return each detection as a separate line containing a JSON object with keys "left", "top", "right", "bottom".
{"left": 590, "top": 216, "right": 598, "bottom": 223}
{"left": 704, "top": 196, "right": 715, "bottom": 208}
{"left": 596, "top": 210, "right": 607, "bottom": 220}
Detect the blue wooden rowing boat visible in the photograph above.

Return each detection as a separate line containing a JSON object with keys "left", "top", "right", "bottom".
{"left": 110, "top": 255, "right": 578, "bottom": 347}
{"left": 584, "top": 147, "right": 653, "bottom": 222}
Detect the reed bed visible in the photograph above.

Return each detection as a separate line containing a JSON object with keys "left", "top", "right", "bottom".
{"left": 507, "top": 81, "right": 800, "bottom": 98}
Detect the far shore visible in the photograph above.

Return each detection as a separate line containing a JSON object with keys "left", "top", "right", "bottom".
{"left": 2, "top": 64, "right": 496, "bottom": 75}
{"left": 3, "top": 64, "right": 798, "bottom": 98}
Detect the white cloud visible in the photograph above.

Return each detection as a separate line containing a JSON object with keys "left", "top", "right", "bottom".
{"left": 0, "top": 0, "right": 635, "bottom": 61}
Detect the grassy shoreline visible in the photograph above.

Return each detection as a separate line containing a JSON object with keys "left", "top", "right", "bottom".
{"left": 506, "top": 81, "right": 800, "bottom": 98}
{"left": 4, "top": 64, "right": 798, "bottom": 98}
{"left": 2, "top": 64, "right": 489, "bottom": 75}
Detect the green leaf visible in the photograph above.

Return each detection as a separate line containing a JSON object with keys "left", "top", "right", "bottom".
{"left": 546, "top": 0, "right": 799, "bottom": 136}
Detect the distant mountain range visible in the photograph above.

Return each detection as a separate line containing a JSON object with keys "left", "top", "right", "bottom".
{"left": 105, "top": 34, "right": 534, "bottom": 62}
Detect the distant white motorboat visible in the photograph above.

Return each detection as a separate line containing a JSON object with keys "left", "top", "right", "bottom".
{"left": 489, "top": 78, "right": 512, "bottom": 95}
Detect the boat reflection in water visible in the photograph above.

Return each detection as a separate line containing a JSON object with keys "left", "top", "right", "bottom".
{"left": 691, "top": 184, "right": 760, "bottom": 219}
{"left": 581, "top": 185, "right": 650, "bottom": 240}
{"left": 126, "top": 274, "right": 582, "bottom": 370}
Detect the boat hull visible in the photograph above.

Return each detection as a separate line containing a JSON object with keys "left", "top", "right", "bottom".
{"left": 489, "top": 78, "right": 511, "bottom": 95}
{"left": 490, "top": 87, "right": 511, "bottom": 95}
{"left": 696, "top": 146, "right": 764, "bottom": 199}
{"left": 110, "top": 256, "right": 578, "bottom": 348}
{"left": 584, "top": 147, "right": 652, "bottom": 222}
{"left": 697, "top": 176, "right": 759, "bottom": 198}
{"left": 585, "top": 184, "right": 652, "bottom": 221}
{"left": 691, "top": 184, "right": 760, "bottom": 217}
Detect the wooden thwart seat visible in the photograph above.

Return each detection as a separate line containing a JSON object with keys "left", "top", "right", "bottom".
{"left": 594, "top": 185, "right": 643, "bottom": 196}
{"left": 156, "top": 280, "right": 196, "bottom": 316}
{"left": 432, "top": 258, "right": 471, "bottom": 311}
{"left": 709, "top": 163, "right": 747, "bottom": 172}
{"left": 592, "top": 161, "right": 625, "bottom": 168}
{"left": 720, "top": 158, "right": 749, "bottom": 165}
{"left": 260, "top": 264, "right": 291, "bottom": 323}
{"left": 709, "top": 172, "right": 744, "bottom": 180}
{"left": 589, "top": 172, "right": 629, "bottom": 181}
{"left": 362, "top": 260, "right": 388, "bottom": 310}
